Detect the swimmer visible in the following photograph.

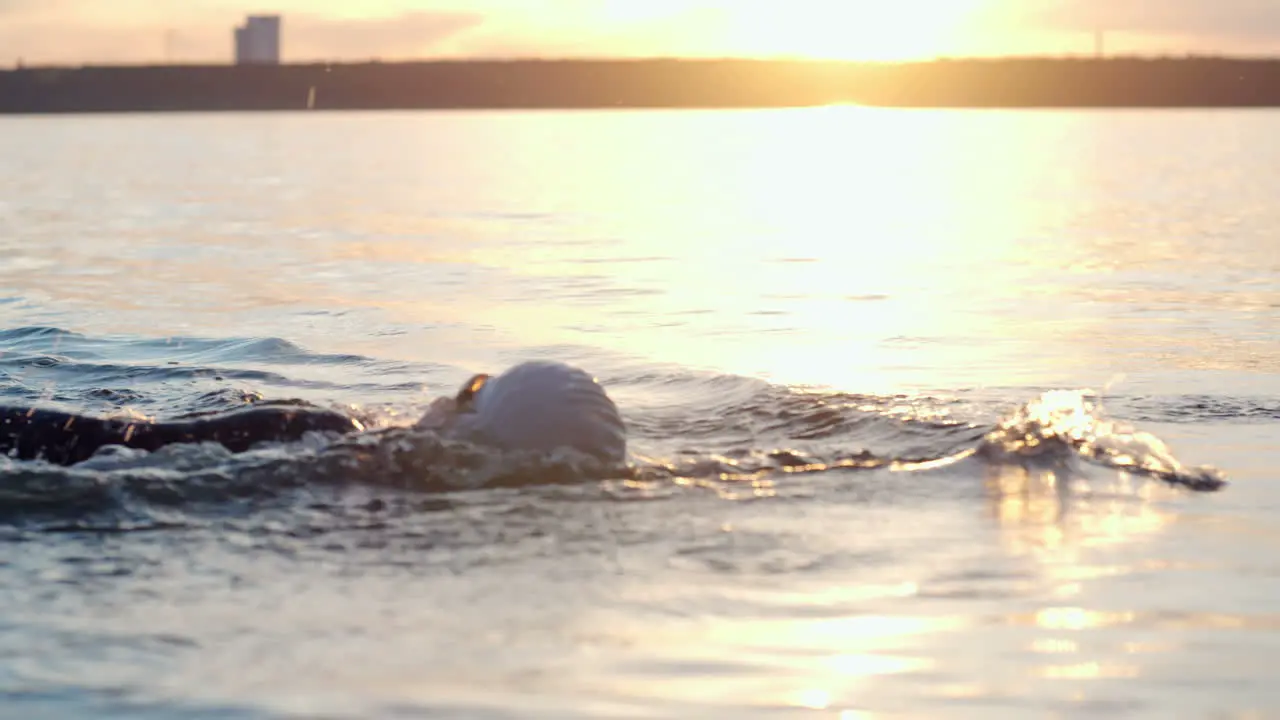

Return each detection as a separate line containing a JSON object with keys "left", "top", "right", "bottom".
{"left": 0, "top": 360, "right": 625, "bottom": 466}
{"left": 416, "top": 359, "right": 626, "bottom": 463}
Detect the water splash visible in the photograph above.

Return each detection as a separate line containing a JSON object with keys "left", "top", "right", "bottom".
{"left": 977, "top": 390, "right": 1226, "bottom": 492}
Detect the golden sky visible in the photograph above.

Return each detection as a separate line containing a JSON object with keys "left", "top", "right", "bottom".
{"left": 1, "top": 0, "right": 1278, "bottom": 65}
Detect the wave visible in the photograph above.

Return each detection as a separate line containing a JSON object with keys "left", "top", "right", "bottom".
{"left": 0, "top": 383, "right": 1227, "bottom": 531}
{"left": 0, "top": 325, "right": 1237, "bottom": 531}
{"left": 0, "top": 326, "right": 372, "bottom": 365}
{"left": 630, "top": 388, "right": 1226, "bottom": 491}
{"left": 1108, "top": 393, "right": 1280, "bottom": 424}
{"left": 0, "top": 326, "right": 438, "bottom": 417}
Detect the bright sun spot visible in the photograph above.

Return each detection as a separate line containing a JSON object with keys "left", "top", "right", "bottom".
{"left": 721, "top": 0, "right": 991, "bottom": 60}
{"left": 596, "top": 0, "right": 995, "bottom": 60}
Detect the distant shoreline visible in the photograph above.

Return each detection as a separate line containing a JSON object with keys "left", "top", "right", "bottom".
{"left": 5, "top": 57, "right": 1280, "bottom": 113}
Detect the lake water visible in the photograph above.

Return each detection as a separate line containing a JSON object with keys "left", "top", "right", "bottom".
{"left": 0, "top": 107, "right": 1277, "bottom": 718}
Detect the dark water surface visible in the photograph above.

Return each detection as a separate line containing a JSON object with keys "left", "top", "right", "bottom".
{"left": 0, "top": 108, "right": 1277, "bottom": 718}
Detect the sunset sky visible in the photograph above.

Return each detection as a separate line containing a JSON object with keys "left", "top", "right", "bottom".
{"left": 2, "top": 0, "right": 1280, "bottom": 65}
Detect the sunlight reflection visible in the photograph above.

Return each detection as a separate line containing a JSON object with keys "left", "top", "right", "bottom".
{"left": 985, "top": 463, "right": 1173, "bottom": 562}
{"left": 670, "top": 613, "right": 958, "bottom": 711}
{"left": 723, "top": 614, "right": 960, "bottom": 647}
{"left": 795, "top": 688, "right": 831, "bottom": 710}
{"left": 12, "top": 110, "right": 1279, "bottom": 400}
{"left": 452, "top": 106, "right": 1069, "bottom": 393}
{"left": 1035, "top": 662, "right": 1140, "bottom": 680}
{"left": 8, "top": 107, "right": 1130, "bottom": 394}
{"left": 982, "top": 459, "right": 1181, "bottom": 689}
{"left": 1031, "top": 638, "right": 1079, "bottom": 655}
{"left": 985, "top": 464, "right": 1070, "bottom": 553}
{"left": 828, "top": 653, "right": 928, "bottom": 677}
{"left": 1032, "top": 607, "right": 1137, "bottom": 631}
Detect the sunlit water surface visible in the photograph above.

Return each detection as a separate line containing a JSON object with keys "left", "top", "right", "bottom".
{"left": 0, "top": 108, "right": 1277, "bottom": 718}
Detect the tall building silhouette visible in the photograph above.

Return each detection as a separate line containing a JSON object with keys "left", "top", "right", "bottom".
{"left": 234, "top": 15, "right": 281, "bottom": 65}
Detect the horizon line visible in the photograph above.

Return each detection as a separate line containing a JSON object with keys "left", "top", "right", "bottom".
{"left": 10, "top": 52, "right": 1280, "bottom": 72}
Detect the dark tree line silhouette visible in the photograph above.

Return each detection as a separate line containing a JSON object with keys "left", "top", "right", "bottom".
{"left": 3, "top": 57, "right": 1280, "bottom": 112}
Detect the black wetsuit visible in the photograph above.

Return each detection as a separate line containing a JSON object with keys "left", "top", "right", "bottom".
{"left": 0, "top": 403, "right": 361, "bottom": 466}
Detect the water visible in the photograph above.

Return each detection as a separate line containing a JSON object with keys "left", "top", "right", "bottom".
{"left": 0, "top": 107, "right": 1277, "bottom": 718}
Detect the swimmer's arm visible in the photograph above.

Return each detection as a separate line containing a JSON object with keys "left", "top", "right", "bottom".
{"left": 0, "top": 403, "right": 361, "bottom": 466}
{"left": 413, "top": 396, "right": 458, "bottom": 431}
{"left": 156, "top": 404, "right": 362, "bottom": 453}
{"left": 0, "top": 406, "right": 156, "bottom": 465}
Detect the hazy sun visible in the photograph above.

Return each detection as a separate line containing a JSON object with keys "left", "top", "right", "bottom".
{"left": 597, "top": 0, "right": 992, "bottom": 61}
{"left": 723, "top": 0, "right": 990, "bottom": 60}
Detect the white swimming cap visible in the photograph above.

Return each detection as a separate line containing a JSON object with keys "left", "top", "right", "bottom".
{"left": 450, "top": 360, "right": 627, "bottom": 463}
